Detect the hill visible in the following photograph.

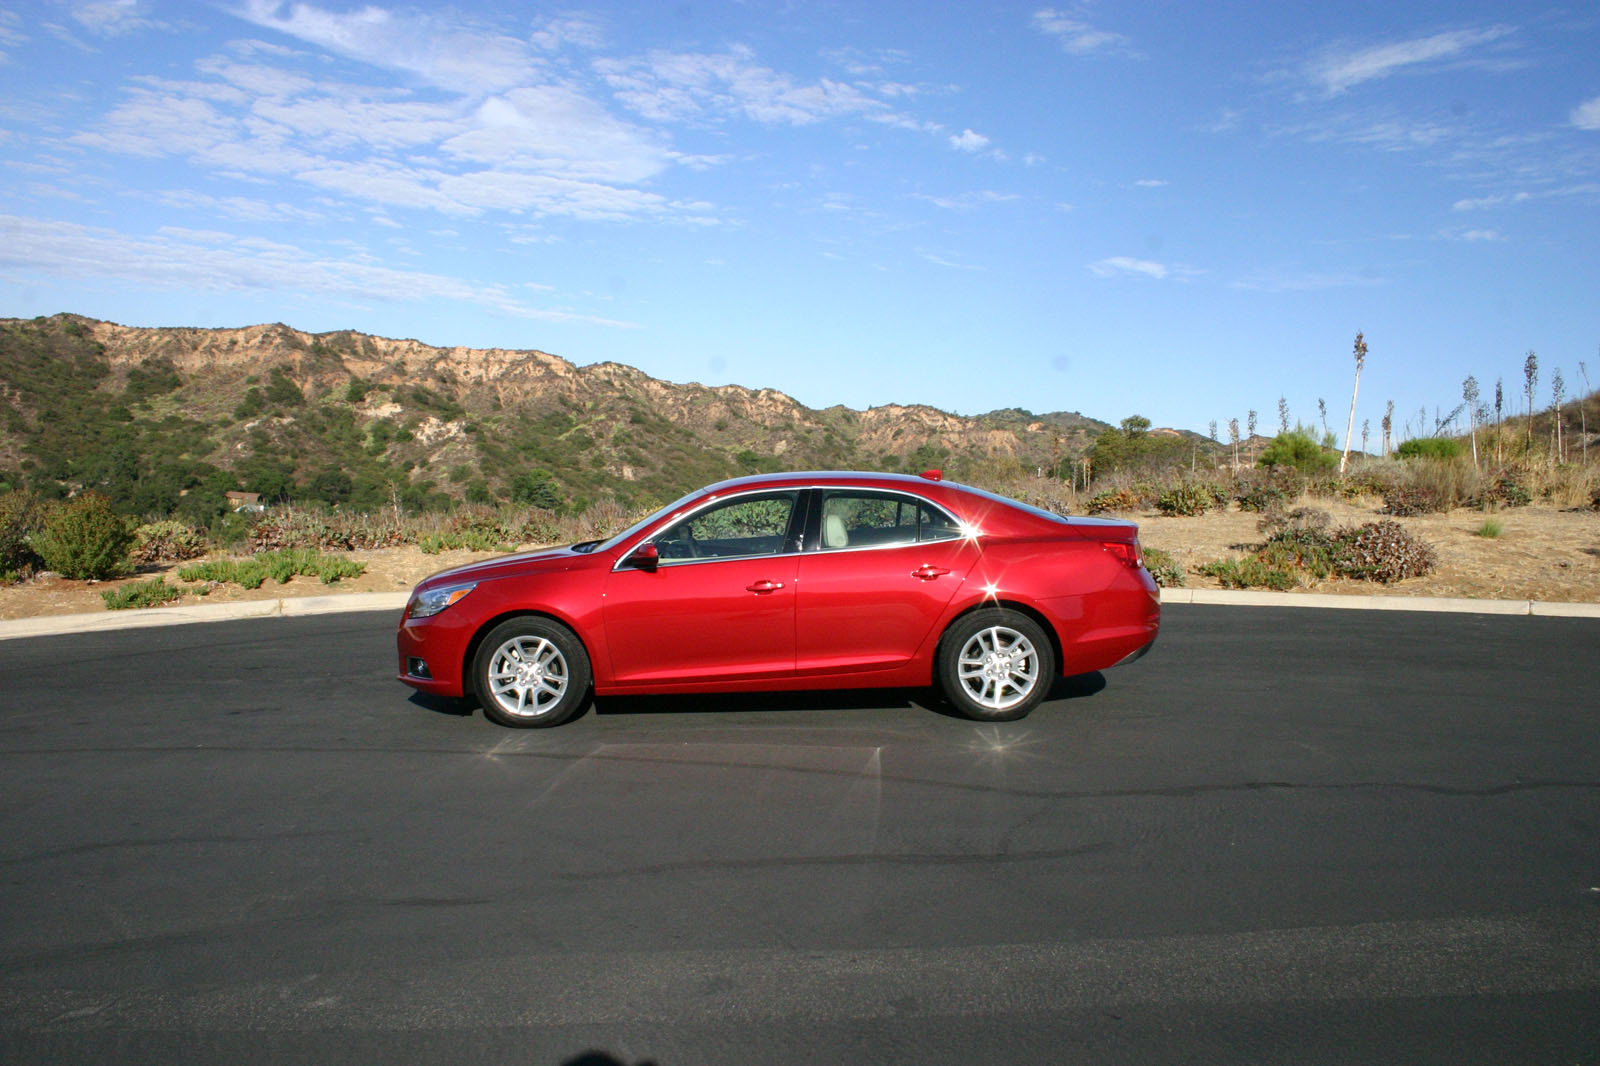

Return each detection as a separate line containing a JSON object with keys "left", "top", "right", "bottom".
{"left": 0, "top": 313, "right": 1127, "bottom": 519}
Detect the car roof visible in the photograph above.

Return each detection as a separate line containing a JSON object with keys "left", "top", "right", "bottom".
{"left": 699, "top": 470, "right": 953, "bottom": 494}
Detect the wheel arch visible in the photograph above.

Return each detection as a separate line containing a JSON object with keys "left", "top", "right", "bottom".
{"left": 461, "top": 609, "right": 594, "bottom": 702}
{"left": 933, "top": 598, "right": 1063, "bottom": 686}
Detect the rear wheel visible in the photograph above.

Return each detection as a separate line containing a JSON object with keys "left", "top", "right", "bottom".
{"left": 937, "top": 609, "right": 1055, "bottom": 722}
{"left": 472, "top": 618, "right": 592, "bottom": 728}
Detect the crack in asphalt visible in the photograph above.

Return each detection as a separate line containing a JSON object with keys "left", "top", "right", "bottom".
{"left": 2, "top": 743, "right": 1596, "bottom": 801}
{"left": 561, "top": 841, "right": 1117, "bottom": 880}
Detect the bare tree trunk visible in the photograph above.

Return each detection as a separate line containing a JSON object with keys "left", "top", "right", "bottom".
{"left": 1339, "top": 332, "right": 1367, "bottom": 474}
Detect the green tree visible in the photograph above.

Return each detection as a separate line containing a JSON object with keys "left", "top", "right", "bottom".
{"left": 265, "top": 368, "right": 304, "bottom": 407}
{"left": 510, "top": 469, "right": 563, "bottom": 511}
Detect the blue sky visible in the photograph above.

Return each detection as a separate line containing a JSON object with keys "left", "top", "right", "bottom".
{"left": 2, "top": 1, "right": 1597, "bottom": 440}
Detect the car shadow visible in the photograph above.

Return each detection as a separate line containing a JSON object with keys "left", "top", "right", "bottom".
{"left": 593, "top": 686, "right": 937, "bottom": 718}
{"left": 407, "top": 671, "right": 1107, "bottom": 723}
{"left": 406, "top": 690, "right": 476, "bottom": 718}
{"left": 593, "top": 671, "right": 1107, "bottom": 721}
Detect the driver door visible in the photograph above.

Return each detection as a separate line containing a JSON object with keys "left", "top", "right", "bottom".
{"left": 602, "top": 491, "right": 802, "bottom": 687}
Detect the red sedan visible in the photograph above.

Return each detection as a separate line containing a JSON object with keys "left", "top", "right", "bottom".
{"left": 397, "top": 471, "right": 1159, "bottom": 727}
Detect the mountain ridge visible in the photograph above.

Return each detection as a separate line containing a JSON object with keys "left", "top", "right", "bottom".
{"left": 1, "top": 312, "right": 1125, "bottom": 517}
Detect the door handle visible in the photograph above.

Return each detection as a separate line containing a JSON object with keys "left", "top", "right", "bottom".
{"left": 746, "top": 580, "right": 785, "bottom": 593}
{"left": 911, "top": 565, "right": 950, "bottom": 580}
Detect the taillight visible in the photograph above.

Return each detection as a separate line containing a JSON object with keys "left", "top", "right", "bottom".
{"left": 1101, "top": 538, "right": 1143, "bottom": 568}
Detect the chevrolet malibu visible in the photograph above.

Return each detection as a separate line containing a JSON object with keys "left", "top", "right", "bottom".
{"left": 398, "top": 470, "right": 1159, "bottom": 727}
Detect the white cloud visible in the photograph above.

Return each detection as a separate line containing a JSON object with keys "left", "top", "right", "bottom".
{"left": 155, "top": 189, "right": 326, "bottom": 223}
{"left": 912, "top": 190, "right": 1019, "bottom": 210}
{"left": 1573, "top": 95, "right": 1600, "bottom": 130}
{"left": 529, "top": 13, "right": 605, "bottom": 52}
{"left": 0, "top": 8, "right": 27, "bottom": 60}
{"left": 68, "top": 34, "right": 701, "bottom": 225}
{"left": 948, "top": 128, "right": 989, "bottom": 153}
{"left": 1274, "top": 110, "right": 1455, "bottom": 153}
{"left": 69, "top": 0, "right": 155, "bottom": 36}
{"left": 596, "top": 45, "right": 901, "bottom": 127}
{"left": 1308, "top": 26, "right": 1515, "bottom": 96}
{"left": 0, "top": 213, "right": 638, "bottom": 326}
{"left": 1134, "top": 178, "right": 1167, "bottom": 187}
{"left": 232, "top": 0, "right": 542, "bottom": 95}
{"left": 1032, "top": 9, "right": 1129, "bottom": 55}
{"left": 1090, "top": 256, "right": 1167, "bottom": 280}
{"left": 1229, "top": 269, "right": 1384, "bottom": 292}
{"left": 449, "top": 87, "right": 670, "bottom": 183}
{"left": 1451, "top": 192, "right": 1530, "bottom": 211}
{"left": 1457, "top": 229, "right": 1502, "bottom": 241}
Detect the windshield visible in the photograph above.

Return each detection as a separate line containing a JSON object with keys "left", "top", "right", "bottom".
{"left": 590, "top": 488, "right": 706, "bottom": 553}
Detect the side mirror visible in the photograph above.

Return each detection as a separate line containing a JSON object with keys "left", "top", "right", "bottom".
{"left": 628, "top": 542, "right": 660, "bottom": 570}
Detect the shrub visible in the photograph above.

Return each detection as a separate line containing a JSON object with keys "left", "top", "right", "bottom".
{"left": 1381, "top": 483, "right": 1450, "bottom": 517}
{"left": 1396, "top": 437, "right": 1462, "bottom": 461}
{"left": 1086, "top": 487, "right": 1148, "bottom": 515}
{"left": 1474, "top": 518, "right": 1502, "bottom": 539}
{"left": 1474, "top": 472, "right": 1531, "bottom": 510}
{"left": 0, "top": 491, "right": 50, "bottom": 577}
{"left": 420, "top": 530, "right": 509, "bottom": 554}
{"left": 248, "top": 508, "right": 403, "bottom": 552}
{"left": 1236, "top": 482, "right": 1291, "bottom": 514}
{"left": 1141, "top": 546, "right": 1184, "bottom": 587}
{"left": 130, "top": 521, "right": 208, "bottom": 565}
{"left": 1330, "top": 520, "right": 1437, "bottom": 583}
{"left": 1196, "top": 556, "right": 1297, "bottom": 591}
{"left": 1256, "top": 508, "right": 1337, "bottom": 580}
{"left": 30, "top": 494, "right": 134, "bottom": 579}
{"left": 1257, "top": 430, "right": 1336, "bottom": 472}
{"left": 1156, "top": 483, "right": 1213, "bottom": 517}
{"left": 102, "top": 577, "right": 182, "bottom": 610}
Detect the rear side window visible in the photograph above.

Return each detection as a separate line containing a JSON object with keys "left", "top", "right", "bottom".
{"left": 817, "top": 490, "right": 961, "bottom": 551}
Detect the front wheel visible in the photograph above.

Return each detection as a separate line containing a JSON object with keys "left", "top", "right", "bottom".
{"left": 937, "top": 609, "right": 1055, "bottom": 722}
{"left": 472, "top": 618, "right": 592, "bottom": 728}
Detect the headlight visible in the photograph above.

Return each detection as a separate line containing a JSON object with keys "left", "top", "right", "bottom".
{"left": 407, "top": 582, "right": 477, "bottom": 619}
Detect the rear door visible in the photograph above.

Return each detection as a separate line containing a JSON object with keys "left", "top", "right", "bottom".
{"left": 793, "top": 489, "right": 976, "bottom": 675}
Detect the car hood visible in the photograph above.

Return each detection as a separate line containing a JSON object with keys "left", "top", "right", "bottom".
{"left": 417, "top": 545, "right": 595, "bottom": 588}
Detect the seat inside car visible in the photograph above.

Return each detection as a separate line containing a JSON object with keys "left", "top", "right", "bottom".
{"left": 823, "top": 513, "right": 849, "bottom": 549}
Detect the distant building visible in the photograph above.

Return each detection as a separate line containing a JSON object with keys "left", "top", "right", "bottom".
{"left": 225, "top": 491, "right": 265, "bottom": 513}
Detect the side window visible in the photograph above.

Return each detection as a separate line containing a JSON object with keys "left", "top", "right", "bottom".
{"left": 818, "top": 491, "right": 961, "bottom": 550}
{"left": 653, "top": 492, "right": 798, "bottom": 561}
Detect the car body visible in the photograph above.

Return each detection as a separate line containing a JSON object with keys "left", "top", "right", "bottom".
{"left": 397, "top": 470, "right": 1159, "bottom": 727}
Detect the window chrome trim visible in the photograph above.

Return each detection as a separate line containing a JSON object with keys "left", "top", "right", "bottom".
{"left": 610, "top": 483, "right": 970, "bottom": 571}
{"left": 611, "top": 487, "right": 806, "bottom": 572}
{"left": 810, "top": 487, "right": 964, "bottom": 555}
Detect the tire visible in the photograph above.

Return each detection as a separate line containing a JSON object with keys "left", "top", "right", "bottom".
{"left": 472, "top": 617, "right": 592, "bottom": 728}
{"left": 936, "top": 609, "right": 1055, "bottom": 722}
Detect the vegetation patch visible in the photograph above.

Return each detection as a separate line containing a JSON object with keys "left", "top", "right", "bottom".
{"left": 1155, "top": 482, "right": 1217, "bottom": 517}
{"left": 178, "top": 548, "right": 366, "bottom": 589}
{"left": 102, "top": 577, "right": 182, "bottom": 610}
{"left": 1196, "top": 556, "right": 1297, "bottom": 591}
{"left": 1197, "top": 514, "right": 1437, "bottom": 589}
{"left": 131, "top": 520, "right": 208, "bottom": 565}
{"left": 1141, "top": 546, "right": 1184, "bottom": 587}
{"left": 0, "top": 491, "right": 48, "bottom": 578}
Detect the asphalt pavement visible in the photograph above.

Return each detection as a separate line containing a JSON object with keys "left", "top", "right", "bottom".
{"left": 1, "top": 605, "right": 1596, "bottom": 1065}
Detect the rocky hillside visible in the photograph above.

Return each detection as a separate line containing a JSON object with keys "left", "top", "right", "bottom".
{"left": 0, "top": 313, "right": 1115, "bottom": 518}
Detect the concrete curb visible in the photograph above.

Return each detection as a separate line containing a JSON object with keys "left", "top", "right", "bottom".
{"left": 1, "top": 587, "right": 1597, "bottom": 643}
{"left": 1159, "top": 588, "right": 1600, "bottom": 618}
{"left": 0, "top": 592, "right": 410, "bottom": 642}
